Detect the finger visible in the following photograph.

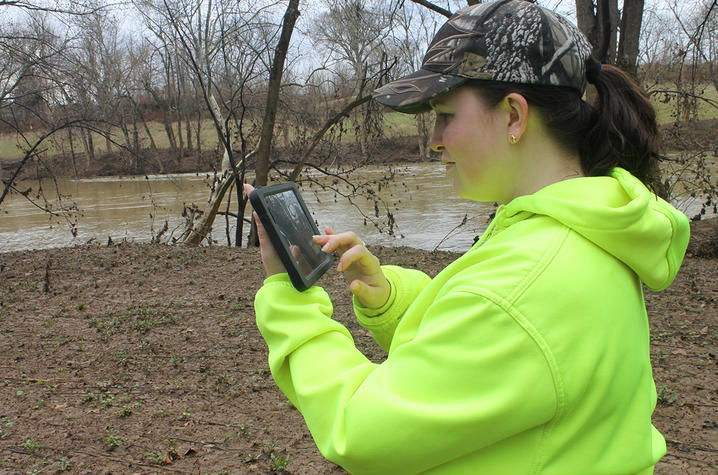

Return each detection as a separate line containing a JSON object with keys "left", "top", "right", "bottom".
{"left": 243, "top": 183, "right": 255, "bottom": 197}
{"left": 337, "top": 242, "right": 373, "bottom": 272}
{"left": 253, "top": 211, "right": 285, "bottom": 276}
{"left": 312, "top": 226, "right": 337, "bottom": 247}
{"left": 349, "top": 279, "right": 365, "bottom": 296}
{"left": 349, "top": 278, "right": 389, "bottom": 309}
{"left": 253, "top": 212, "right": 269, "bottom": 242}
{"left": 319, "top": 231, "right": 362, "bottom": 254}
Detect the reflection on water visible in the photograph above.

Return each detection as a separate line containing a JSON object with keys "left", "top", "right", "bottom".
{"left": 0, "top": 165, "right": 494, "bottom": 253}
{"left": 1, "top": 163, "right": 701, "bottom": 254}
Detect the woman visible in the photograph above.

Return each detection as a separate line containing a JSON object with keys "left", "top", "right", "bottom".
{"left": 245, "top": 1, "right": 690, "bottom": 473}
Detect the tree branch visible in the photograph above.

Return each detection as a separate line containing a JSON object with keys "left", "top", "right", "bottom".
{"left": 287, "top": 94, "right": 372, "bottom": 182}
{"left": 407, "top": 0, "right": 452, "bottom": 18}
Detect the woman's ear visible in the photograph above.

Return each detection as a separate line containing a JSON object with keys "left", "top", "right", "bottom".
{"left": 503, "top": 93, "right": 529, "bottom": 144}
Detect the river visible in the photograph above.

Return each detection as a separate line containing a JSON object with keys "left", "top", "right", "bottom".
{"left": 0, "top": 163, "right": 705, "bottom": 254}
{"left": 0, "top": 164, "right": 496, "bottom": 253}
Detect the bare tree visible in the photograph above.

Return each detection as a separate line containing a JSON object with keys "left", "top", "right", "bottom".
{"left": 574, "top": 0, "right": 645, "bottom": 75}
{"left": 389, "top": 2, "right": 440, "bottom": 160}
{"left": 653, "top": 0, "right": 718, "bottom": 225}
{"left": 136, "top": 0, "right": 289, "bottom": 246}
{"left": 254, "top": 0, "right": 300, "bottom": 189}
{"left": 309, "top": 0, "right": 400, "bottom": 155}
{"left": 0, "top": 11, "right": 99, "bottom": 237}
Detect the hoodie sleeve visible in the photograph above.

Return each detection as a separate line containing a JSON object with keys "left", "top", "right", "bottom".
{"left": 352, "top": 265, "right": 432, "bottom": 352}
{"left": 254, "top": 274, "right": 557, "bottom": 474}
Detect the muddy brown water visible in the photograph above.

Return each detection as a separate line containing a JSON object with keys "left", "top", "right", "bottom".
{"left": 1, "top": 163, "right": 706, "bottom": 253}
{"left": 1, "top": 164, "right": 496, "bottom": 253}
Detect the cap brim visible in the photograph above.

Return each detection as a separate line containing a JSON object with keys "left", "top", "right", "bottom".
{"left": 372, "top": 69, "right": 468, "bottom": 114}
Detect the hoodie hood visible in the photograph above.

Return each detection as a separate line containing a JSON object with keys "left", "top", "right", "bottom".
{"left": 501, "top": 168, "right": 690, "bottom": 291}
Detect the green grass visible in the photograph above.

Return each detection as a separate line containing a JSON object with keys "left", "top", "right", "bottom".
{"left": 646, "top": 82, "right": 718, "bottom": 125}
{"left": 0, "top": 119, "right": 222, "bottom": 160}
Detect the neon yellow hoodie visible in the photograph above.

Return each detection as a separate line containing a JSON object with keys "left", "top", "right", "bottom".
{"left": 253, "top": 168, "right": 689, "bottom": 474}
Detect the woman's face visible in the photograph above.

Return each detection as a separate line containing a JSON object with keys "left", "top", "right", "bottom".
{"left": 429, "top": 87, "right": 517, "bottom": 203}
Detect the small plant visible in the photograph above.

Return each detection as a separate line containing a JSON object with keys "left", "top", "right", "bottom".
{"left": 237, "top": 422, "right": 251, "bottom": 438}
{"left": 657, "top": 385, "right": 678, "bottom": 405}
{"left": 0, "top": 417, "right": 13, "bottom": 439}
{"left": 164, "top": 438, "right": 178, "bottom": 460}
{"left": 115, "top": 349, "right": 129, "bottom": 366}
{"left": 269, "top": 453, "right": 290, "bottom": 471}
{"left": 22, "top": 437, "right": 38, "bottom": 454}
{"left": 116, "top": 405, "right": 133, "bottom": 418}
{"left": 59, "top": 456, "right": 70, "bottom": 471}
{"left": 99, "top": 392, "right": 116, "bottom": 409}
{"left": 104, "top": 428, "right": 122, "bottom": 450}
{"left": 146, "top": 449, "right": 167, "bottom": 465}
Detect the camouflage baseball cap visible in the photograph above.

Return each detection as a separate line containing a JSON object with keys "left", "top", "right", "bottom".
{"left": 373, "top": 0, "right": 593, "bottom": 114}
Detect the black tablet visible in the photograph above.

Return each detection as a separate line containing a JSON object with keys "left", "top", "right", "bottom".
{"left": 249, "top": 182, "right": 333, "bottom": 291}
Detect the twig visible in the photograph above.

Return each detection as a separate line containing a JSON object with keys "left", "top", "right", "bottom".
{"left": 407, "top": 0, "right": 452, "bottom": 18}
{"left": 433, "top": 214, "right": 468, "bottom": 252}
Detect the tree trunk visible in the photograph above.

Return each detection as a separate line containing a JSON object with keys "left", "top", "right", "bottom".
{"left": 141, "top": 112, "right": 159, "bottom": 152}
{"left": 575, "top": 0, "right": 618, "bottom": 63}
{"left": 105, "top": 126, "right": 112, "bottom": 153}
{"left": 79, "top": 127, "right": 95, "bottom": 168}
{"left": 185, "top": 109, "right": 193, "bottom": 152}
{"left": 142, "top": 114, "right": 164, "bottom": 174}
{"left": 184, "top": 173, "right": 236, "bottom": 246}
{"left": 416, "top": 113, "right": 431, "bottom": 161}
{"left": 575, "top": 0, "right": 596, "bottom": 42}
{"left": 616, "top": 0, "right": 645, "bottom": 77}
{"left": 67, "top": 127, "right": 78, "bottom": 180}
{"left": 196, "top": 108, "right": 202, "bottom": 169}
{"left": 163, "top": 116, "right": 178, "bottom": 156}
{"left": 254, "top": 0, "right": 301, "bottom": 188}
{"left": 132, "top": 118, "right": 141, "bottom": 170}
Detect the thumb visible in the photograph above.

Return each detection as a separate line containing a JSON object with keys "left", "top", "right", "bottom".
{"left": 350, "top": 279, "right": 377, "bottom": 306}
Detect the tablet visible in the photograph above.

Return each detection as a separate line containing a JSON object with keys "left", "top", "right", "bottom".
{"left": 249, "top": 182, "right": 333, "bottom": 291}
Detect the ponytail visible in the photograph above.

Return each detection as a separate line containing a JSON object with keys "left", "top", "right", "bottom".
{"left": 580, "top": 58, "right": 661, "bottom": 187}
{"left": 466, "top": 60, "right": 662, "bottom": 189}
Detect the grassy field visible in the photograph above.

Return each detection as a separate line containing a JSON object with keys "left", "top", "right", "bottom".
{"left": 1, "top": 82, "right": 717, "bottom": 161}
{"left": 0, "top": 120, "right": 223, "bottom": 161}
{"left": 646, "top": 82, "right": 718, "bottom": 124}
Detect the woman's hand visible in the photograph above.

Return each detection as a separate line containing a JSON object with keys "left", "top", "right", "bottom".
{"left": 243, "top": 184, "right": 286, "bottom": 278}
{"left": 313, "top": 228, "right": 390, "bottom": 309}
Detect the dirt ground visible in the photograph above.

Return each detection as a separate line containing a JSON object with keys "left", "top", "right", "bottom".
{"left": 0, "top": 221, "right": 716, "bottom": 474}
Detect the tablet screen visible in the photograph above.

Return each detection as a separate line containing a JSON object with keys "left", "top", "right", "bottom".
{"left": 263, "top": 190, "right": 327, "bottom": 279}
{"left": 250, "top": 182, "right": 333, "bottom": 290}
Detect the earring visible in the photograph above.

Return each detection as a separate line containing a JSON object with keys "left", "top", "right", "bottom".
{"left": 509, "top": 134, "right": 519, "bottom": 145}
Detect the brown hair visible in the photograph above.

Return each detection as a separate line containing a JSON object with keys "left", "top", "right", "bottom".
{"left": 466, "top": 58, "right": 661, "bottom": 188}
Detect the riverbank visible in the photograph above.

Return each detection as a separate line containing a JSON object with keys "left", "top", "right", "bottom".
{"left": 0, "top": 228, "right": 716, "bottom": 473}
{"left": 3, "top": 118, "right": 716, "bottom": 182}
{"left": 0, "top": 135, "right": 427, "bottom": 182}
